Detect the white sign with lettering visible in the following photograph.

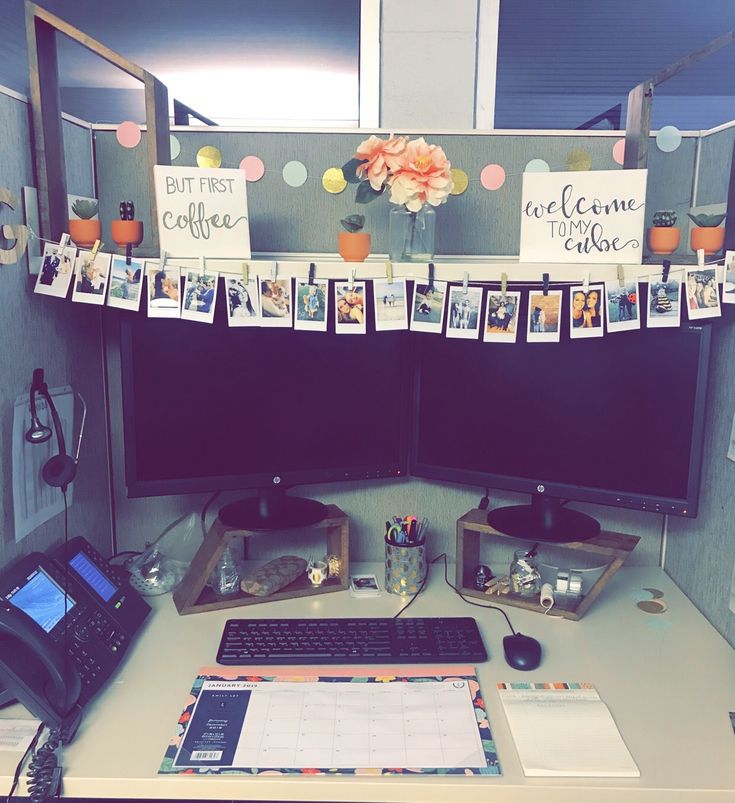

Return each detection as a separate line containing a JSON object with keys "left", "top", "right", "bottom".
{"left": 519, "top": 169, "right": 647, "bottom": 264}
{"left": 154, "top": 166, "right": 251, "bottom": 258}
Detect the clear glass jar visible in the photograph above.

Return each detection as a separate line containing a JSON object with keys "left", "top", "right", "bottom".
{"left": 209, "top": 544, "right": 241, "bottom": 598}
{"left": 388, "top": 205, "right": 436, "bottom": 262}
{"left": 509, "top": 549, "right": 542, "bottom": 598}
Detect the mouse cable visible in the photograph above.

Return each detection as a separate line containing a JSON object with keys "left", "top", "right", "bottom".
{"left": 5, "top": 721, "right": 44, "bottom": 803}
{"left": 433, "top": 553, "right": 517, "bottom": 636}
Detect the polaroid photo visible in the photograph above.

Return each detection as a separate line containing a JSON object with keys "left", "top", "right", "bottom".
{"left": 147, "top": 265, "right": 181, "bottom": 318}
{"left": 259, "top": 278, "right": 293, "bottom": 327}
{"left": 349, "top": 573, "right": 381, "bottom": 598}
{"left": 71, "top": 250, "right": 111, "bottom": 305}
{"left": 446, "top": 286, "right": 483, "bottom": 340}
{"left": 181, "top": 271, "right": 218, "bottom": 324}
{"left": 107, "top": 256, "right": 144, "bottom": 311}
{"left": 225, "top": 276, "right": 260, "bottom": 326}
{"left": 723, "top": 250, "right": 735, "bottom": 305}
{"left": 647, "top": 273, "right": 682, "bottom": 328}
{"left": 34, "top": 242, "right": 77, "bottom": 299}
{"left": 569, "top": 284, "right": 604, "bottom": 339}
{"left": 410, "top": 280, "right": 447, "bottom": 333}
{"left": 373, "top": 278, "right": 409, "bottom": 331}
{"left": 605, "top": 281, "right": 640, "bottom": 333}
{"left": 527, "top": 290, "right": 563, "bottom": 343}
{"left": 294, "top": 279, "right": 329, "bottom": 332}
{"left": 335, "top": 283, "right": 367, "bottom": 334}
{"left": 685, "top": 266, "right": 721, "bottom": 320}
{"left": 484, "top": 291, "right": 521, "bottom": 343}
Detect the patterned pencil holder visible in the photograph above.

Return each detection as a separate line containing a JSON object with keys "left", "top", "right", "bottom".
{"left": 384, "top": 536, "right": 427, "bottom": 596}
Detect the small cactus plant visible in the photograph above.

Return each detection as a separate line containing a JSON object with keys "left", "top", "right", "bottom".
{"left": 652, "top": 210, "right": 677, "bottom": 228}
{"left": 71, "top": 199, "right": 98, "bottom": 219}
{"left": 340, "top": 213, "right": 365, "bottom": 233}
{"left": 687, "top": 212, "right": 726, "bottom": 228}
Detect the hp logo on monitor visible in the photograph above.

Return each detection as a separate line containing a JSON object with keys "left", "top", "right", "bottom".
{"left": 537, "top": 484, "right": 545, "bottom": 493}
{"left": 273, "top": 476, "right": 282, "bottom": 485}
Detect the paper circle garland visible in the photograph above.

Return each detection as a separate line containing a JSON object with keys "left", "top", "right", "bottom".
{"left": 480, "top": 164, "right": 506, "bottom": 191}
{"left": 656, "top": 126, "right": 682, "bottom": 153}
{"left": 170, "top": 135, "right": 181, "bottom": 161}
{"left": 525, "top": 158, "right": 550, "bottom": 173}
{"left": 116, "top": 121, "right": 141, "bottom": 148}
{"left": 322, "top": 167, "right": 347, "bottom": 194}
{"left": 283, "top": 160, "right": 308, "bottom": 187}
{"left": 240, "top": 155, "right": 265, "bottom": 182}
{"left": 197, "top": 145, "right": 222, "bottom": 168}
{"left": 566, "top": 149, "right": 592, "bottom": 171}
{"left": 450, "top": 168, "right": 469, "bottom": 195}
{"left": 612, "top": 138, "right": 626, "bottom": 166}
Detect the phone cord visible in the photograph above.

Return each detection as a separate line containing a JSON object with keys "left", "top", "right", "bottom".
{"left": 26, "top": 728, "right": 61, "bottom": 803}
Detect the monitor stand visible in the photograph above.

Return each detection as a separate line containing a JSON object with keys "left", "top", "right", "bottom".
{"left": 486, "top": 494, "right": 600, "bottom": 543}
{"left": 218, "top": 487, "right": 328, "bottom": 531}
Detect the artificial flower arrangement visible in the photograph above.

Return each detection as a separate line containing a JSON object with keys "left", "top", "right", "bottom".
{"left": 342, "top": 134, "right": 454, "bottom": 261}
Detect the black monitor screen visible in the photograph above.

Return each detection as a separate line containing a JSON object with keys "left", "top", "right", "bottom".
{"left": 120, "top": 295, "right": 410, "bottom": 497}
{"left": 411, "top": 321, "right": 710, "bottom": 517}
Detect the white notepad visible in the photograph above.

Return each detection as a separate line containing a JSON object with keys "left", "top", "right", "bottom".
{"left": 497, "top": 682, "right": 639, "bottom": 777}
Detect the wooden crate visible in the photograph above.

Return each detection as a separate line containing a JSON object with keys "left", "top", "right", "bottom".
{"left": 456, "top": 508, "right": 639, "bottom": 621}
{"left": 173, "top": 505, "right": 349, "bottom": 615}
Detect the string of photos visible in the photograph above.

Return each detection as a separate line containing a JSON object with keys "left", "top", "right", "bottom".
{"left": 32, "top": 233, "right": 734, "bottom": 340}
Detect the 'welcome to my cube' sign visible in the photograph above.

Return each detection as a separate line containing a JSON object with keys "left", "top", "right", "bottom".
{"left": 519, "top": 169, "right": 647, "bottom": 264}
{"left": 154, "top": 165, "right": 251, "bottom": 259}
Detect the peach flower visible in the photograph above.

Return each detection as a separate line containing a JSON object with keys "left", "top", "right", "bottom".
{"left": 388, "top": 137, "right": 454, "bottom": 212}
{"left": 354, "top": 135, "right": 407, "bottom": 191}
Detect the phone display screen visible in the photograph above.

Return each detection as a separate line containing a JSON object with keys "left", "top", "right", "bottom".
{"left": 68, "top": 551, "right": 117, "bottom": 602}
{"left": 7, "top": 568, "right": 76, "bottom": 633}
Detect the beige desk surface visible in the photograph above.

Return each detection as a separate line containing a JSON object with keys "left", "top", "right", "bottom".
{"left": 1, "top": 564, "right": 734, "bottom": 802}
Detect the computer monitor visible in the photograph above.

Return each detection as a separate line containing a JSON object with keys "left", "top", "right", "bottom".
{"left": 119, "top": 294, "right": 411, "bottom": 530}
{"left": 410, "top": 314, "right": 711, "bottom": 543}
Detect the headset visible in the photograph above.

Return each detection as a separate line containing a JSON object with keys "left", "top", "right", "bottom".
{"left": 25, "top": 368, "right": 86, "bottom": 491}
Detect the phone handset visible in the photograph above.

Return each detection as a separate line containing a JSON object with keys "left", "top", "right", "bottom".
{"left": 0, "top": 601, "right": 82, "bottom": 738}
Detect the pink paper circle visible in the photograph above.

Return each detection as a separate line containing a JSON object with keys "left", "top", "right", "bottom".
{"left": 240, "top": 155, "right": 265, "bottom": 182}
{"left": 480, "top": 164, "right": 506, "bottom": 191}
{"left": 116, "top": 121, "right": 142, "bottom": 148}
{"left": 612, "top": 138, "right": 626, "bottom": 165}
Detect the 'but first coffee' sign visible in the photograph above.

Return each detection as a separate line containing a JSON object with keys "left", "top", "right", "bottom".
{"left": 519, "top": 169, "right": 647, "bottom": 264}
{"left": 154, "top": 165, "right": 251, "bottom": 259}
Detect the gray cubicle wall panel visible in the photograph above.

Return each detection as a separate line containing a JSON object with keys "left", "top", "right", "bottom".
{"left": 94, "top": 128, "right": 696, "bottom": 258}
{"left": 695, "top": 125, "right": 735, "bottom": 207}
{"left": 0, "top": 89, "right": 112, "bottom": 567}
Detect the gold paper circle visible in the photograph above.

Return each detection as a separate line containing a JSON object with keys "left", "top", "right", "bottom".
{"left": 637, "top": 599, "right": 668, "bottom": 614}
{"left": 566, "top": 149, "right": 592, "bottom": 171}
{"left": 450, "top": 168, "right": 469, "bottom": 195}
{"left": 322, "top": 167, "right": 347, "bottom": 194}
{"left": 197, "top": 145, "right": 222, "bottom": 169}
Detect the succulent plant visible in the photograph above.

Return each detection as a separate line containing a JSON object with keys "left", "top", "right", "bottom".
{"left": 71, "top": 199, "right": 98, "bottom": 219}
{"left": 687, "top": 212, "right": 726, "bottom": 228}
{"left": 652, "top": 210, "right": 677, "bottom": 228}
{"left": 340, "top": 213, "right": 366, "bottom": 233}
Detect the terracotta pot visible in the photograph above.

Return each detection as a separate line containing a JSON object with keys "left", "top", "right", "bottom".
{"left": 69, "top": 218, "right": 102, "bottom": 249}
{"left": 690, "top": 226, "right": 725, "bottom": 255}
{"left": 647, "top": 226, "right": 680, "bottom": 255}
{"left": 338, "top": 231, "right": 371, "bottom": 262}
{"left": 111, "top": 219, "right": 144, "bottom": 247}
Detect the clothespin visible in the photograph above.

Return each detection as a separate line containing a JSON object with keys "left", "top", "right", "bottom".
{"left": 242, "top": 261, "right": 249, "bottom": 284}
{"left": 542, "top": 272, "right": 549, "bottom": 296}
{"left": 125, "top": 243, "right": 132, "bottom": 266}
{"left": 308, "top": 262, "right": 316, "bottom": 286}
{"left": 582, "top": 271, "right": 590, "bottom": 291}
{"left": 501, "top": 271, "right": 508, "bottom": 301}
{"left": 462, "top": 271, "right": 469, "bottom": 294}
{"left": 351, "top": 267, "right": 357, "bottom": 286}
{"left": 661, "top": 259, "right": 671, "bottom": 283}
{"left": 617, "top": 264, "right": 625, "bottom": 287}
{"left": 696, "top": 248, "right": 705, "bottom": 267}
{"left": 199, "top": 255, "right": 206, "bottom": 275}
{"left": 160, "top": 250, "right": 168, "bottom": 271}
{"left": 90, "top": 239, "right": 101, "bottom": 260}
{"left": 428, "top": 262, "right": 435, "bottom": 290}
{"left": 58, "top": 233, "right": 70, "bottom": 250}
{"left": 385, "top": 260, "right": 393, "bottom": 284}
{"left": 271, "top": 263, "right": 278, "bottom": 282}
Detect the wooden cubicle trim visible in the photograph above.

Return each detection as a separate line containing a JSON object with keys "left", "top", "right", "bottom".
{"left": 173, "top": 505, "right": 350, "bottom": 615}
{"left": 455, "top": 508, "right": 640, "bottom": 621}
{"left": 24, "top": 1, "right": 170, "bottom": 245}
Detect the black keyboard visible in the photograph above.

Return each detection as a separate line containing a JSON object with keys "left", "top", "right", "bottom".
{"left": 216, "top": 617, "right": 488, "bottom": 665}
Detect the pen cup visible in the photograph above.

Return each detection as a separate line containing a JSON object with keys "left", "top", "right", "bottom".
{"left": 384, "top": 536, "right": 427, "bottom": 596}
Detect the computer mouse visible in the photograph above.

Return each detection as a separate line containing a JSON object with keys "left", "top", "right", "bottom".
{"left": 503, "top": 632, "right": 542, "bottom": 671}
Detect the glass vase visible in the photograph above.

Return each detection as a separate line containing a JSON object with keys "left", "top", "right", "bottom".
{"left": 388, "top": 205, "right": 436, "bottom": 262}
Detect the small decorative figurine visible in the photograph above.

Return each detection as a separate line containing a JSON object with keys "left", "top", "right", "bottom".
{"left": 473, "top": 564, "right": 494, "bottom": 591}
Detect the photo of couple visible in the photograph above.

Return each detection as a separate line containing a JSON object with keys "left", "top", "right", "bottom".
{"left": 527, "top": 291, "right": 562, "bottom": 343}
{"left": 484, "top": 292, "right": 520, "bottom": 343}
{"left": 182, "top": 272, "right": 218, "bottom": 323}
{"left": 72, "top": 251, "right": 111, "bottom": 306}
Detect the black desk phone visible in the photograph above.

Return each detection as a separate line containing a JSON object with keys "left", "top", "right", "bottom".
{"left": 0, "top": 537, "right": 150, "bottom": 741}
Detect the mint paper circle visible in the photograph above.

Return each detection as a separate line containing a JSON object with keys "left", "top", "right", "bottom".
{"left": 283, "top": 160, "right": 308, "bottom": 187}
{"left": 525, "top": 158, "right": 550, "bottom": 173}
{"left": 656, "top": 126, "right": 682, "bottom": 153}
{"left": 170, "top": 135, "right": 181, "bottom": 161}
